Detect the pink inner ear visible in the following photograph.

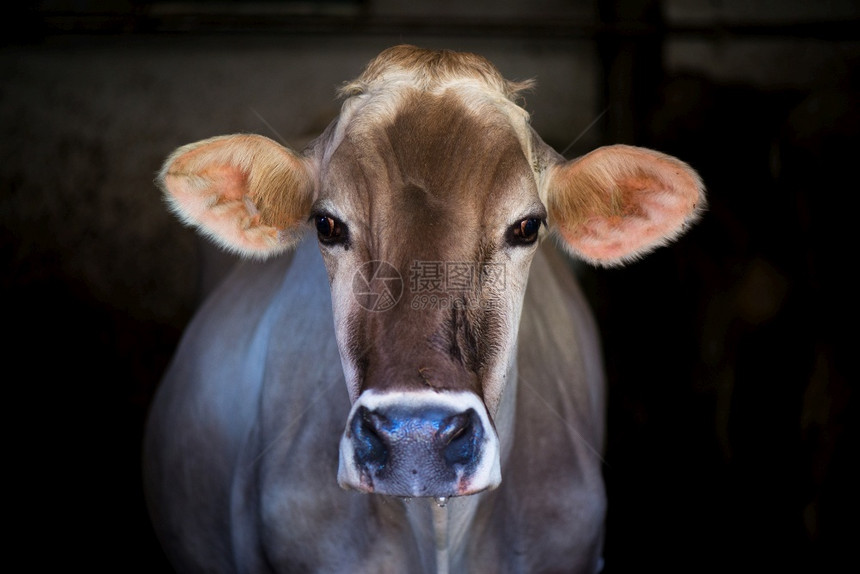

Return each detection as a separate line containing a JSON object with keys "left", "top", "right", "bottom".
{"left": 576, "top": 180, "right": 698, "bottom": 262}
{"left": 163, "top": 163, "right": 251, "bottom": 225}
{"left": 550, "top": 145, "right": 704, "bottom": 265}
{"left": 561, "top": 212, "right": 669, "bottom": 263}
{"left": 204, "top": 165, "right": 249, "bottom": 203}
{"left": 159, "top": 134, "right": 315, "bottom": 259}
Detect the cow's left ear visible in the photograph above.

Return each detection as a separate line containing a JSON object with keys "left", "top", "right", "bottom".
{"left": 544, "top": 144, "right": 705, "bottom": 266}
{"left": 158, "top": 134, "right": 316, "bottom": 259}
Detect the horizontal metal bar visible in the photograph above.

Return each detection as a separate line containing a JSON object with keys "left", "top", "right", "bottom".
{"left": 12, "top": 10, "right": 860, "bottom": 41}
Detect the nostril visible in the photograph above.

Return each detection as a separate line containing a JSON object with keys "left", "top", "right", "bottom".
{"left": 437, "top": 412, "right": 471, "bottom": 444}
{"left": 351, "top": 407, "right": 388, "bottom": 472}
{"left": 440, "top": 409, "right": 482, "bottom": 466}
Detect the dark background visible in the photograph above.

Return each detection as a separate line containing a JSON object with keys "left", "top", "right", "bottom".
{"left": 3, "top": 1, "right": 857, "bottom": 572}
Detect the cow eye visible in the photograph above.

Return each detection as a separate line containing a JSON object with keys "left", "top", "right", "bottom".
{"left": 508, "top": 217, "right": 543, "bottom": 246}
{"left": 314, "top": 213, "right": 347, "bottom": 246}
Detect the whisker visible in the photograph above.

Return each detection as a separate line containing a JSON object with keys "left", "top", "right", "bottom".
{"left": 250, "top": 106, "right": 289, "bottom": 146}
{"left": 560, "top": 106, "right": 609, "bottom": 158}
{"left": 249, "top": 375, "right": 340, "bottom": 467}
{"left": 520, "top": 374, "right": 607, "bottom": 466}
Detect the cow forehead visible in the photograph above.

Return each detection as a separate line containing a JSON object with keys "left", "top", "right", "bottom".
{"left": 333, "top": 44, "right": 534, "bottom": 152}
{"left": 320, "top": 47, "right": 537, "bottom": 175}
{"left": 320, "top": 90, "right": 540, "bottom": 255}
{"left": 336, "top": 80, "right": 535, "bottom": 158}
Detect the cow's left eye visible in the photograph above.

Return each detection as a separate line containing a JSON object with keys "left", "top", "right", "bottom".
{"left": 314, "top": 213, "right": 347, "bottom": 245}
{"left": 509, "top": 217, "right": 543, "bottom": 245}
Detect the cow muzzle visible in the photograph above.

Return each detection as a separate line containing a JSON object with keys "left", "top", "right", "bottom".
{"left": 337, "top": 390, "right": 501, "bottom": 498}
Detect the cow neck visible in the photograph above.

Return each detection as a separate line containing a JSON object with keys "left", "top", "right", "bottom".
{"left": 431, "top": 502, "right": 449, "bottom": 574}
{"left": 404, "top": 495, "right": 480, "bottom": 574}
{"left": 403, "top": 358, "right": 520, "bottom": 573}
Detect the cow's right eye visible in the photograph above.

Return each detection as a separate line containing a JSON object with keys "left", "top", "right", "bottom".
{"left": 314, "top": 214, "right": 348, "bottom": 246}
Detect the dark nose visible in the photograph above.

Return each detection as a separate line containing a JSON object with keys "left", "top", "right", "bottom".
{"left": 349, "top": 405, "right": 484, "bottom": 491}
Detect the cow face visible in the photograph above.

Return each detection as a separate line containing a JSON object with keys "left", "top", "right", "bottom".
{"left": 314, "top": 89, "right": 542, "bottom": 496}
{"left": 157, "top": 45, "right": 704, "bottom": 500}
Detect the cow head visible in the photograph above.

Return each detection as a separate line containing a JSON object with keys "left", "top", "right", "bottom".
{"left": 158, "top": 45, "right": 704, "bottom": 499}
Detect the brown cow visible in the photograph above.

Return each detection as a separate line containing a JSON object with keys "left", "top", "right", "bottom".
{"left": 144, "top": 45, "right": 704, "bottom": 573}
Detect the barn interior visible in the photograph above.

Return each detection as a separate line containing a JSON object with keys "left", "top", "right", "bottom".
{"left": 3, "top": 1, "right": 857, "bottom": 572}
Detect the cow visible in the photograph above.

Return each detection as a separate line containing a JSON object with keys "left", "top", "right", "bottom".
{"left": 144, "top": 45, "right": 704, "bottom": 573}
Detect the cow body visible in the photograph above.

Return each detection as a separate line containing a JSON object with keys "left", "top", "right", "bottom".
{"left": 145, "top": 45, "right": 703, "bottom": 573}
{"left": 146, "top": 237, "right": 605, "bottom": 573}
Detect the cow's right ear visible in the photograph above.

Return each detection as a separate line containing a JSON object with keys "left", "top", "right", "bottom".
{"left": 158, "top": 134, "right": 316, "bottom": 259}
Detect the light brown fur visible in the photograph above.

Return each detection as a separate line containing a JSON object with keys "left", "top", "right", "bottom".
{"left": 159, "top": 134, "right": 315, "bottom": 258}
{"left": 339, "top": 45, "right": 534, "bottom": 102}
{"left": 546, "top": 144, "right": 706, "bottom": 265}
{"left": 147, "top": 45, "right": 706, "bottom": 574}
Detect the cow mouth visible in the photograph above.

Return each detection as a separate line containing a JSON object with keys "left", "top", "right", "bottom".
{"left": 344, "top": 467, "right": 495, "bottom": 499}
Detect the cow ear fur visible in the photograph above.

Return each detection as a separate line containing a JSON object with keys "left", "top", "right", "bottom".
{"left": 158, "top": 134, "right": 316, "bottom": 259}
{"left": 545, "top": 144, "right": 705, "bottom": 266}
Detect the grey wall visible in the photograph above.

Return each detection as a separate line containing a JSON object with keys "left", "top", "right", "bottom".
{"left": 3, "top": 1, "right": 857, "bottom": 571}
